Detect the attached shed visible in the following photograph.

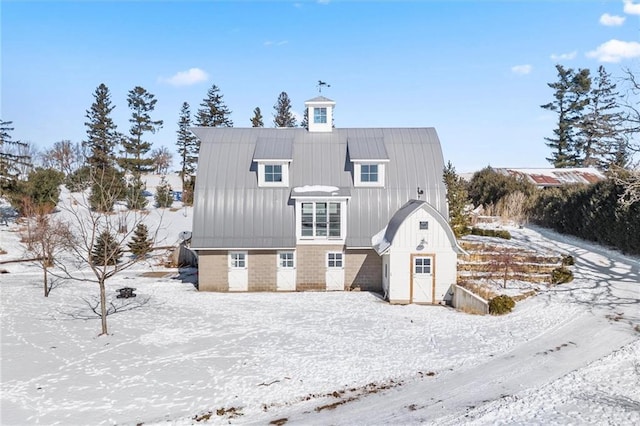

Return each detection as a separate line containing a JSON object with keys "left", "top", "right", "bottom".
{"left": 373, "top": 199, "right": 464, "bottom": 305}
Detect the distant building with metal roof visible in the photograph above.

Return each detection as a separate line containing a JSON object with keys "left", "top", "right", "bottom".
{"left": 191, "top": 96, "right": 461, "bottom": 303}
{"left": 494, "top": 167, "right": 605, "bottom": 188}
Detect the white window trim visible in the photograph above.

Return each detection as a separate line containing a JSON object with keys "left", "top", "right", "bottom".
{"left": 229, "top": 251, "right": 248, "bottom": 269}
{"left": 277, "top": 251, "right": 296, "bottom": 269}
{"left": 295, "top": 199, "right": 348, "bottom": 245}
{"left": 257, "top": 161, "right": 290, "bottom": 187}
{"left": 414, "top": 256, "right": 432, "bottom": 274}
{"left": 326, "top": 252, "right": 344, "bottom": 269}
{"left": 353, "top": 161, "right": 387, "bottom": 187}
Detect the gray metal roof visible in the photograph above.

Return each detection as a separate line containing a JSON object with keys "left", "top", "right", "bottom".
{"left": 253, "top": 137, "right": 293, "bottom": 160}
{"left": 191, "top": 127, "right": 448, "bottom": 249}
{"left": 305, "top": 96, "right": 334, "bottom": 103}
{"left": 348, "top": 137, "right": 389, "bottom": 161}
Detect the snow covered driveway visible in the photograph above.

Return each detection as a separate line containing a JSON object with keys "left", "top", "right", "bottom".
{"left": 1, "top": 226, "right": 639, "bottom": 425}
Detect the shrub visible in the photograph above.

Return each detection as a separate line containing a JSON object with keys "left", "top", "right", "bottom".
{"left": 488, "top": 295, "right": 515, "bottom": 315}
{"left": 467, "top": 166, "right": 536, "bottom": 208}
{"left": 561, "top": 255, "right": 575, "bottom": 266}
{"left": 155, "top": 176, "right": 173, "bottom": 208}
{"left": 470, "top": 227, "right": 512, "bottom": 240}
{"left": 551, "top": 266, "right": 574, "bottom": 284}
{"left": 65, "top": 166, "right": 92, "bottom": 192}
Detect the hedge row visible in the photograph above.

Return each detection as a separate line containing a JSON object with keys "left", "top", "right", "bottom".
{"left": 530, "top": 180, "right": 640, "bottom": 256}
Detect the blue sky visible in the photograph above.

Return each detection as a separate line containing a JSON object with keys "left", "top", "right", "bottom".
{"left": 2, "top": 0, "right": 639, "bottom": 173}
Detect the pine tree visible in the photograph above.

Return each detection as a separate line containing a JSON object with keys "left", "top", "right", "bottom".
{"left": 176, "top": 102, "right": 199, "bottom": 199}
{"left": 195, "top": 84, "right": 233, "bottom": 128}
{"left": 273, "top": 92, "right": 297, "bottom": 127}
{"left": 443, "top": 161, "right": 470, "bottom": 237}
{"left": 85, "top": 84, "right": 119, "bottom": 170}
{"left": 578, "top": 66, "right": 626, "bottom": 170}
{"left": 125, "top": 175, "right": 148, "bottom": 210}
{"left": 128, "top": 223, "right": 152, "bottom": 258}
{"left": 120, "top": 86, "right": 163, "bottom": 176}
{"left": 541, "top": 65, "right": 591, "bottom": 168}
{"left": 250, "top": 107, "right": 264, "bottom": 127}
{"left": 300, "top": 108, "right": 309, "bottom": 129}
{"left": 91, "top": 231, "right": 122, "bottom": 266}
{"left": 154, "top": 176, "right": 173, "bottom": 208}
{"left": 0, "top": 119, "right": 31, "bottom": 195}
{"left": 89, "top": 167, "right": 126, "bottom": 212}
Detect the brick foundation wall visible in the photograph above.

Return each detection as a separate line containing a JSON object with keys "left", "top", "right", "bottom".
{"left": 248, "top": 251, "right": 277, "bottom": 291}
{"left": 197, "top": 251, "right": 228, "bottom": 292}
{"left": 345, "top": 249, "right": 383, "bottom": 292}
{"left": 296, "top": 244, "right": 345, "bottom": 291}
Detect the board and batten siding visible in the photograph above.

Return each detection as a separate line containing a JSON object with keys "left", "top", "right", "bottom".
{"left": 387, "top": 207, "right": 458, "bottom": 304}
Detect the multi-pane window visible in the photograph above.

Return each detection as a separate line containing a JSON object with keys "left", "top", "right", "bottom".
{"left": 314, "top": 107, "right": 327, "bottom": 124}
{"left": 301, "top": 202, "right": 341, "bottom": 238}
{"left": 279, "top": 252, "right": 294, "bottom": 268}
{"left": 265, "top": 164, "right": 282, "bottom": 182}
{"left": 230, "top": 252, "right": 246, "bottom": 268}
{"left": 361, "top": 164, "right": 379, "bottom": 182}
{"left": 327, "top": 252, "right": 343, "bottom": 268}
{"left": 414, "top": 257, "right": 432, "bottom": 274}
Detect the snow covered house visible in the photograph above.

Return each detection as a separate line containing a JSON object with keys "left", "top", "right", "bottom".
{"left": 191, "top": 96, "right": 463, "bottom": 304}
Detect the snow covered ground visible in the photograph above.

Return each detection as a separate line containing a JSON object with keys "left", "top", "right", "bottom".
{"left": 1, "top": 198, "right": 639, "bottom": 425}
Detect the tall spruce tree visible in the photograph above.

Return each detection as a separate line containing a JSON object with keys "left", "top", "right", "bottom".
{"left": 195, "top": 84, "right": 233, "bottom": 128}
{"left": 578, "top": 66, "right": 625, "bottom": 170}
{"left": 300, "top": 108, "right": 309, "bottom": 129}
{"left": 443, "top": 161, "right": 470, "bottom": 237}
{"left": 541, "top": 65, "right": 591, "bottom": 168}
{"left": 250, "top": 107, "right": 264, "bottom": 127}
{"left": 273, "top": 92, "right": 297, "bottom": 127}
{"left": 85, "top": 84, "right": 119, "bottom": 170}
{"left": 176, "top": 102, "right": 198, "bottom": 204}
{"left": 0, "top": 119, "right": 30, "bottom": 195}
{"left": 120, "top": 86, "right": 163, "bottom": 176}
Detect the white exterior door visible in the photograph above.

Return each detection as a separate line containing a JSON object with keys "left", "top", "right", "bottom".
{"left": 325, "top": 252, "right": 345, "bottom": 291}
{"left": 276, "top": 251, "right": 296, "bottom": 291}
{"left": 412, "top": 255, "right": 434, "bottom": 303}
{"left": 228, "top": 252, "right": 248, "bottom": 291}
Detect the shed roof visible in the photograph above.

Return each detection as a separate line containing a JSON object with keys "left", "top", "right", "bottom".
{"left": 253, "top": 137, "right": 293, "bottom": 160}
{"left": 348, "top": 137, "right": 389, "bottom": 161}
{"left": 191, "top": 127, "right": 447, "bottom": 250}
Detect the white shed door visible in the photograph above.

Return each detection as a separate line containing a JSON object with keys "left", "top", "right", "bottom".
{"left": 325, "top": 252, "right": 345, "bottom": 291}
{"left": 276, "top": 251, "right": 296, "bottom": 291}
{"left": 412, "top": 255, "right": 434, "bottom": 303}
{"left": 228, "top": 252, "right": 248, "bottom": 292}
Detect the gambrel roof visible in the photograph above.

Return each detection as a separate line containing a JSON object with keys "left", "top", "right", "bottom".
{"left": 191, "top": 127, "right": 447, "bottom": 250}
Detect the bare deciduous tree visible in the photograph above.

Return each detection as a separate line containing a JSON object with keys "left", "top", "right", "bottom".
{"left": 20, "top": 199, "right": 75, "bottom": 297}
{"left": 59, "top": 172, "right": 162, "bottom": 335}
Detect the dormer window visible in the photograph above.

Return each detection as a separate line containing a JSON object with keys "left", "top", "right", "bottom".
{"left": 253, "top": 137, "right": 293, "bottom": 188}
{"left": 265, "top": 164, "right": 282, "bottom": 183}
{"left": 348, "top": 137, "right": 390, "bottom": 188}
{"left": 360, "top": 164, "right": 379, "bottom": 183}
{"left": 314, "top": 107, "right": 327, "bottom": 124}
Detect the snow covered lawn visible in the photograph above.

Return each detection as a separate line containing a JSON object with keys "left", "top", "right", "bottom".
{"left": 1, "top": 221, "right": 639, "bottom": 425}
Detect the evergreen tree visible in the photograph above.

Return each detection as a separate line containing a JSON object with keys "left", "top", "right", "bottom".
{"left": 154, "top": 176, "right": 173, "bottom": 208}
{"left": 0, "top": 119, "right": 31, "bottom": 195}
{"left": 578, "top": 66, "right": 626, "bottom": 170}
{"left": 120, "top": 86, "right": 163, "bottom": 176}
{"left": 443, "top": 161, "right": 470, "bottom": 237}
{"left": 273, "top": 92, "right": 297, "bottom": 127}
{"left": 250, "top": 107, "right": 264, "bottom": 127}
{"left": 195, "top": 84, "right": 233, "bottom": 127}
{"left": 176, "top": 102, "right": 199, "bottom": 197}
{"left": 128, "top": 223, "right": 152, "bottom": 258}
{"left": 89, "top": 167, "right": 126, "bottom": 212}
{"left": 125, "top": 175, "right": 148, "bottom": 210}
{"left": 91, "top": 231, "right": 122, "bottom": 266}
{"left": 300, "top": 108, "right": 309, "bottom": 129}
{"left": 25, "top": 168, "right": 64, "bottom": 212}
{"left": 84, "top": 84, "right": 119, "bottom": 170}
{"left": 541, "top": 65, "right": 591, "bottom": 168}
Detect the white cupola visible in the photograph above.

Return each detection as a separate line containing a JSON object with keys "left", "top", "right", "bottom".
{"left": 305, "top": 96, "right": 335, "bottom": 132}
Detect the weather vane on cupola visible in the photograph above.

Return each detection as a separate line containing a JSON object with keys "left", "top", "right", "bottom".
{"left": 317, "top": 80, "right": 330, "bottom": 93}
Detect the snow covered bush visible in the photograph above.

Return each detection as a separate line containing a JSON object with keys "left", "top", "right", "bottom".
{"left": 551, "top": 266, "right": 574, "bottom": 285}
